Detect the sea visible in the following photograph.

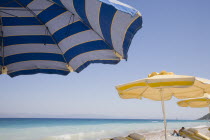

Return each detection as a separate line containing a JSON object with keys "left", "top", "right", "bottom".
{"left": 0, "top": 118, "right": 209, "bottom": 140}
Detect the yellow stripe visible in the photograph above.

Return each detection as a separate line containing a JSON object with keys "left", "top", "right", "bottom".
{"left": 178, "top": 99, "right": 210, "bottom": 108}
{"left": 182, "top": 98, "right": 210, "bottom": 103}
{"left": 116, "top": 82, "right": 147, "bottom": 91}
{"left": 148, "top": 81, "right": 194, "bottom": 87}
{"left": 188, "top": 98, "right": 210, "bottom": 102}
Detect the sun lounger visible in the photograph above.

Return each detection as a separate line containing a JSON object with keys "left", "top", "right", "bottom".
{"left": 127, "top": 133, "right": 146, "bottom": 140}
{"left": 125, "top": 137, "right": 134, "bottom": 140}
{"left": 104, "top": 133, "right": 145, "bottom": 140}
{"left": 111, "top": 137, "right": 131, "bottom": 140}
{"left": 179, "top": 128, "right": 210, "bottom": 140}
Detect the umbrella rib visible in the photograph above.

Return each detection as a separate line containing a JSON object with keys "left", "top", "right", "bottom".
{"left": 193, "top": 85, "right": 206, "bottom": 92}
{"left": 45, "top": 0, "right": 123, "bottom": 60}
{"left": 0, "top": 9, "right": 51, "bottom": 71}
{"left": 0, "top": 12, "right": 4, "bottom": 67}
{"left": 139, "top": 87, "right": 149, "bottom": 97}
{"left": 0, "top": 10, "right": 47, "bottom": 25}
{"left": 14, "top": 0, "right": 74, "bottom": 72}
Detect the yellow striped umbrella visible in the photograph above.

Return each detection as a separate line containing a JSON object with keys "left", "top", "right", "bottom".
{"left": 177, "top": 93, "right": 210, "bottom": 114}
{"left": 116, "top": 71, "right": 210, "bottom": 140}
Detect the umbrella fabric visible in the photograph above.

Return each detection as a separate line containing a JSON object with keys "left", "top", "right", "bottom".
{"left": 116, "top": 71, "right": 210, "bottom": 140}
{"left": 177, "top": 93, "right": 210, "bottom": 108}
{"left": 0, "top": 0, "right": 142, "bottom": 77}
{"left": 116, "top": 71, "right": 210, "bottom": 101}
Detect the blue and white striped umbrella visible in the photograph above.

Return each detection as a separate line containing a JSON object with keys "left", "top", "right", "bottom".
{"left": 0, "top": 0, "right": 142, "bottom": 77}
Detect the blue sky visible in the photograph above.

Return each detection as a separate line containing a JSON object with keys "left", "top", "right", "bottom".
{"left": 0, "top": 0, "right": 210, "bottom": 120}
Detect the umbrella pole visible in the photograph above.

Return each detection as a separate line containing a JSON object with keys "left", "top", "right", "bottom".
{"left": 209, "top": 105, "right": 210, "bottom": 114}
{"left": 160, "top": 88, "right": 167, "bottom": 140}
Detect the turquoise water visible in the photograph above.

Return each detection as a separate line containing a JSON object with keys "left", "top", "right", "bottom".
{"left": 0, "top": 118, "right": 208, "bottom": 140}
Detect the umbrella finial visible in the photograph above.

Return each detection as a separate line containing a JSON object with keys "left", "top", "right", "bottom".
{"left": 159, "top": 70, "right": 174, "bottom": 75}
{"left": 114, "top": 51, "right": 123, "bottom": 60}
{"left": 2, "top": 66, "right": 7, "bottom": 74}
{"left": 66, "top": 65, "right": 74, "bottom": 72}
{"left": 148, "top": 71, "right": 174, "bottom": 77}
{"left": 148, "top": 72, "right": 159, "bottom": 77}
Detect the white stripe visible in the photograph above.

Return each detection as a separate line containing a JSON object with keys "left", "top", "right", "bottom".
{"left": 146, "top": 75, "right": 195, "bottom": 83}
{"left": 3, "top": 25, "right": 46, "bottom": 37}
{"left": 58, "top": 30, "right": 102, "bottom": 53}
{"left": 196, "top": 77, "right": 210, "bottom": 84}
{"left": 60, "top": 0, "right": 79, "bottom": 17}
{"left": 7, "top": 60, "right": 68, "bottom": 73}
{"left": 69, "top": 50, "right": 119, "bottom": 70}
{"left": 85, "top": 0, "right": 104, "bottom": 38}
{"left": 4, "top": 44, "right": 62, "bottom": 57}
{"left": 111, "top": 11, "right": 139, "bottom": 56}
{"left": 46, "top": 11, "right": 80, "bottom": 34}
{"left": 27, "top": 0, "right": 53, "bottom": 15}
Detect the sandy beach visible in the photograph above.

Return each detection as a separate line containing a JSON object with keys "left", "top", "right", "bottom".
{"left": 139, "top": 127, "right": 210, "bottom": 140}
{"left": 102, "top": 127, "right": 210, "bottom": 140}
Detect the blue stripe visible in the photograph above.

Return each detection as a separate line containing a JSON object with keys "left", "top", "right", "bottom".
{"left": 0, "top": 56, "right": 2, "bottom": 66}
{"left": 75, "top": 60, "right": 120, "bottom": 73}
{"left": 0, "top": 36, "right": 2, "bottom": 47}
{"left": 51, "top": 0, "right": 64, "bottom": 7}
{"left": 1, "top": 1, "right": 21, "bottom": 7}
{"left": 53, "top": 21, "right": 89, "bottom": 43}
{"left": 123, "top": 16, "right": 142, "bottom": 59}
{"left": 4, "top": 36, "right": 55, "bottom": 46}
{"left": 38, "top": 4, "right": 66, "bottom": 24}
{"left": 9, "top": 69, "right": 69, "bottom": 77}
{"left": 15, "top": 0, "right": 33, "bottom": 7}
{"left": 0, "top": 36, "right": 2, "bottom": 66}
{"left": 64, "top": 40, "right": 111, "bottom": 62}
{"left": 4, "top": 53, "right": 65, "bottom": 65}
{"left": 99, "top": 3, "right": 117, "bottom": 47}
{"left": 73, "top": 0, "right": 91, "bottom": 27}
{"left": 0, "top": 0, "right": 9, "bottom": 6}
{"left": 2, "top": 17, "right": 42, "bottom": 26}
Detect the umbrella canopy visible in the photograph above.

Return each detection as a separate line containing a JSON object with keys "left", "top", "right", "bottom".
{"left": 115, "top": 71, "right": 210, "bottom": 140}
{"left": 116, "top": 71, "right": 210, "bottom": 101}
{"left": 0, "top": 0, "right": 142, "bottom": 77}
{"left": 177, "top": 93, "right": 210, "bottom": 114}
{"left": 177, "top": 93, "right": 210, "bottom": 108}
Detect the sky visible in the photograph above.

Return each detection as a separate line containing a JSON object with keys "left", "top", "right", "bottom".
{"left": 0, "top": 0, "right": 210, "bottom": 120}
